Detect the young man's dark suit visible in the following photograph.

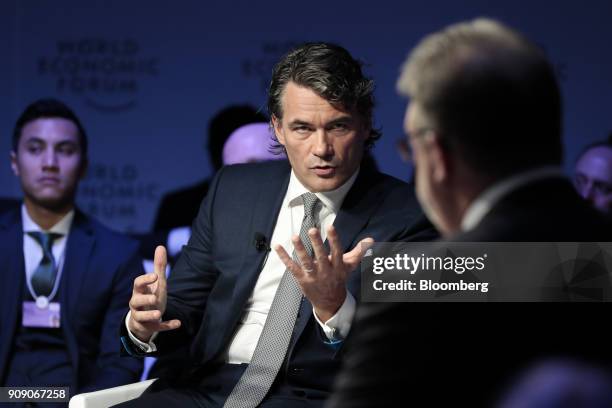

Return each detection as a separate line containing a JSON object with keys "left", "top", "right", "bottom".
{"left": 0, "top": 207, "right": 144, "bottom": 394}
{"left": 328, "top": 178, "right": 612, "bottom": 408}
{"left": 121, "top": 159, "right": 434, "bottom": 407}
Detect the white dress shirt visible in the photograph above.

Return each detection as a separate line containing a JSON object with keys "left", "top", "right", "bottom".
{"left": 21, "top": 204, "right": 74, "bottom": 302}
{"left": 128, "top": 169, "right": 359, "bottom": 362}
{"left": 461, "top": 166, "right": 566, "bottom": 232}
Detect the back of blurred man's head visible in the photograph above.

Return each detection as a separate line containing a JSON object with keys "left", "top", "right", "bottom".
{"left": 398, "top": 18, "right": 562, "bottom": 178}
{"left": 397, "top": 18, "right": 562, "bottom": 234}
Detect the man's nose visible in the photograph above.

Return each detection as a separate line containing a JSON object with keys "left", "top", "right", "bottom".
{"left": 312, "top": 130, "right": 333, "bottom": 158}
{"left": 579, "top": 183, "right": 595, "bottom": 202}
{"left": 42, "top": 149, "right": 59, "bottom": 169}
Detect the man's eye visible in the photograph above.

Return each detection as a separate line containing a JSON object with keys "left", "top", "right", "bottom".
{"left": 329, "top": 123, "right": 349, "bottom": 133}
{"left": 27, "top": 145, "right": 42, "bottom": 154}
{"left": 594, "top": 182, "right": 612, "bottom": 195}
{"left": 58, "top": 145, "right": 76, "bottom": 155}
{"left": 294, "top": 126, "right": 311, "bottom": 134}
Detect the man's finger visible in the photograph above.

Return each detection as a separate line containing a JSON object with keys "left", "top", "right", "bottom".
{"left": 327, "top": 226, "right": 344, "bottom": 268}
{"left": 153, "top": 245, "right": 168, "bottom": 293}
{"left": 344, "top": 237, "right": 375, "bottom": 270}
{"left": 292, "top": 235, "right": 315, "bottom": 276}
{"left": 154, "top": 246, "right": 168, "bottom": 284}
{"left": 133, "top": 273, "right": 158, "bottom": 293}
{"left": 129, "top": 294, "right": 158, "bottom": 310}
{"left": 157, "top": 319, "right": 181, "bottom": 332}
{"left": 274, "top": 243, "right": 304, "bottom": 280}
{"left": 308, "top": 228, "right": 329, "bottom": 265}
{"left": 132, "top": 309, "right": 162, "bottom": 323}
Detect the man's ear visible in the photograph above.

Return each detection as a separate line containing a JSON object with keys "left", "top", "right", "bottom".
{"left": 271, "top": 115, "right": 286, "bottom": 145}
{"left": 428, "top": 135, "right": 451, "bottom": 184}
{"left": 10, "top": 151, "right": 19, "bottom": 177}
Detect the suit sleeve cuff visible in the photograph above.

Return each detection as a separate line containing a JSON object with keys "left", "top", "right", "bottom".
{"left": 125, "top": 311, "right": 158, "bottom": 353}
{"left": 312, "top": 291, "right": 356, "bottom": 342}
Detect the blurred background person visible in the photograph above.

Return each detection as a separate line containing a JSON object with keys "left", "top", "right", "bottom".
{"left": 136, "top": 105, "right": 269, "bottom": 267}
{"left": 497, "top": 359, "right": 612, "bottom": 408}
{"left": 222, "top": 122, "right": 284, "bottom": 165}
{"left": 0, "top": 98, "right": 143, "bottom": 400}
{"left": 153, "top": 105, "right": 268, "bottom": 231}
{"left": 574, "top": 133, "right": 612, "bottom": 218}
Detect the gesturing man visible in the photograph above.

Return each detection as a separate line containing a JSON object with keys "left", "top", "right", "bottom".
{"left": 119, "top": 42, "right": 433, "bottom": 408}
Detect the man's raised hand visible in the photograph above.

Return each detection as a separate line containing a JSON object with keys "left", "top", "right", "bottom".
{"left": 127, "top": 246, "right": 181, "bottom": 342}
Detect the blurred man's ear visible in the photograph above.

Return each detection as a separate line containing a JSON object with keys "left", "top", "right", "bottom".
{"left": 10, "top": 151, "right": 19, "bottom": 177}
{"left": 428, "top": 134, "right": 451, "bottom": 184}
{"left": 271, "top": 115, "right": 286, "bottom": 145}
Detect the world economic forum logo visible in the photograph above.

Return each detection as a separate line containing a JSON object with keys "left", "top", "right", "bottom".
{"left": 38, "top": 38, "right": 159, "bottom": 112}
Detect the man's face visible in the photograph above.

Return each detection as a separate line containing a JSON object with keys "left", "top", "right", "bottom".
{"left": 11, "top": 117, "right": 85, "bottom": 211}
{"left": 273, "top": 82, "right": 368, "bottom": 192}
{"left": 575, "top": 146, "right": 612, "bottom": 215}
{"left": 404, "top": 102, "right": 450, "bottom": 234}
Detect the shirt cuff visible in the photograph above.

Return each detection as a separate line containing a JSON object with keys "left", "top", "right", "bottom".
{"left": 312, "top": 291, "right": 356, "bottom": 342}
{"left": 125, "top": 311, "right": 158, "bottom": 353}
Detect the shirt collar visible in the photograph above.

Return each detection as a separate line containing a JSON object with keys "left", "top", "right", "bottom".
{"left": 461, "top": 166, "right": 566, "bottom": 232}
{"left": 286, "top": 168, "right": 360, "bottom": 213}
{"left": 22, "top": 204, "right": 75, "bottom": 235}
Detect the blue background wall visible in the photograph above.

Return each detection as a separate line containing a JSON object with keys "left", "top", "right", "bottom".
{"left": 2, "top": 0, "right": 611, "bottom": 232}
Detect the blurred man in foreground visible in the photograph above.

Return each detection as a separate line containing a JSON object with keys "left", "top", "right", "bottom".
{"left": 329, "top": 18, "right": 612, "bottom": 408}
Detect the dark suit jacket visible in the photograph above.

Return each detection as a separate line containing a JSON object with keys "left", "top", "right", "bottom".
{"left": 124, "top": 160, "right": 433, "bottom": 403}
{"left": 328, "top": 178, "right": 612, "bottom": 408}
{"left": 0, "top": 207, "right": 143, "bottom": 392}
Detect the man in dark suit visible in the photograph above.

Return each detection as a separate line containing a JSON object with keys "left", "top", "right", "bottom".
{"left": 119, "top": 43, "right": 433, "bottom": 407}
{"left": 0, "top": 99, "right": 143, "bottom": 403}
{"left": 328, "top": 19, "right": 612, "bottom": 407}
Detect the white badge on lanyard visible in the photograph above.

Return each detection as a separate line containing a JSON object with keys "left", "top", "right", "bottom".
{"left": 36, "top": 295, "right": 49, "bottom": 309}
{"left": 22, "top": 300, "right": 61, "bottom": 328}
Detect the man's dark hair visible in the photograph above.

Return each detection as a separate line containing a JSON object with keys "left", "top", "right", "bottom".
{"left": 267, "top": 42, "right": 381, "bottom": 151}
{"left": 207, "top": 105, "right": 268, "bottom": 171}
{"left": 398, "top": 19, "right": 562, "bottom": 178}
{"left": 13, "top": 98, "right": 88, "bottom": 158}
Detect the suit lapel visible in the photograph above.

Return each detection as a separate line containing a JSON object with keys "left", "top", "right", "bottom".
{"left": 219, "top": 164, "right": 292, "bottom": 346}
{"left": 61, "top": 210, "right": 95, "bottom": 324}
{"left": 330, "top": 168, "right": 383, "bottom": 253}
{"left": 58, "top": 210, "right": 95, "bottom": 374}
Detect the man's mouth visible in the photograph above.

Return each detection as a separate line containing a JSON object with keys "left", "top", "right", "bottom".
{"left": 311, "top": 166, "right": 336, "bottom": 177}
{"left": 38, "top": 177, "right": 61, "bottom": 185}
